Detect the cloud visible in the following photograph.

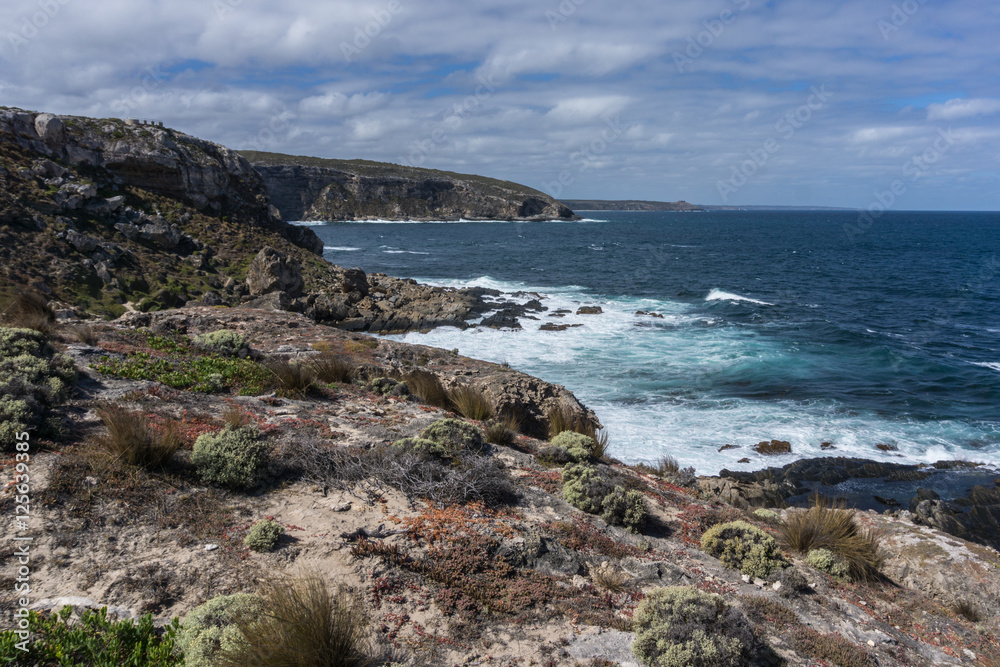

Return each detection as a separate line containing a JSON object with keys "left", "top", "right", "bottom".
{"left": 927, "top": 98, "right": 1000, "bottom": 121}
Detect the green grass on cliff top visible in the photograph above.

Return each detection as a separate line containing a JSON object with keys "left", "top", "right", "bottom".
{"left": 239, "top": 150, "right": 552, "bottom": 201}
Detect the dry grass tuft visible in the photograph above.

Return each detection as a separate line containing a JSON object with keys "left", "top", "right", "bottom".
{"left": 404, "top": 369, "right": 451, "bottom": 409}
{"left": 781, "top": 497, "right": 885, "bottom": 583}
{"left": 310, "top": 350, "right": 355, "bottom": 384}
{"left": 448, "top": 384, "right": 494, "bottom": 421}
{"left": 72, "top": 324, "right": 99, "bottom": 346}
{"left": 484, "top": 411, "right": 521, "bottom": 446}
{"left": 221, "top": 403, "right": 252, "bottom": 429}
{"left": 267, "top": 358, "right": 316, "bottom": 398}
{"left": 219, "top": 571, "right": 370, "bottom": 667}
{"left": 92, "top": 404, "right": 181, "bottom": 470}
{"left": 953, "top": 599, "right": 983, "bottom": 623}
{"left": 589, "top": 561, "right": 631, "bottom": 593}
{"left": 1, "top": 290, "right": 55, "bottom": 334}
{"left": 546, "top": 403, "right": 604, "bottom": 451}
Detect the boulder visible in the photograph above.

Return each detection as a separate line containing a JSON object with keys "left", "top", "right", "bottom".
{"left": 246, "top": 246, "right": 304, "bottom": 297}
{"left": 341, "top": 267, "right": 369, "bottom": 296}
{"left": 65, "top": 230, "right": 99, "bottom": 253}
{"left": 34, "top": 114, "right": 65, "bottom": 142}
{"left": 243, "top": 291, "right": 293, "bottom": 311}
{"left": 139, "top": 219, "right": 182, "bottom": 248}
{"left": 576, "top": 306, "right": 603, "bottom": 315}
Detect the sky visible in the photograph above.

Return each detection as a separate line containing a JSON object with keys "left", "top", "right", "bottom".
{"left": 1, "top": 0, "right": 999, "bottom": 209}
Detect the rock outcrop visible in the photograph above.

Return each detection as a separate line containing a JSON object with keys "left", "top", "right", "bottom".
{"left": 242, "top": 151, "right": 579, "bottom": 222}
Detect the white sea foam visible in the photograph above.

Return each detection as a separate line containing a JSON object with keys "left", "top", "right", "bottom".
{"left": 288, "top": 220, "right": 328, "bottom": 226}
{"left": 972, "top": 361, "right": 1000, "bottom": 372}
{"left": 384, "top": 250, "right": 430, "bottom": 255}
{"left": 324, "top": 246, "right": 361, "bottom": 251}
{"left": 705, "top": 289, "right": 774, "bottom": 306}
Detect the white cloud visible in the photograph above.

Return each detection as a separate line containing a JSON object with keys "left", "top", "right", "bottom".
{"left": 927, "top": 98, "right": 1000, "bottom": 121}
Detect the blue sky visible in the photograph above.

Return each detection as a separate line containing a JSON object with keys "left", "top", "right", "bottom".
{"left": 2, "top": 0, "right": 998, "bottom": 209}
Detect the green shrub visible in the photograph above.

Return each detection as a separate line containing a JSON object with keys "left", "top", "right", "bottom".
{"left": 418, "top": 418, "right": 485, "bottom": 456}
{"left": 192, "top": 425, "right": 270, "bottom": 490}
{"left": 562, "top": 463, "right": 612, "bottom": 514}
{"left": 369, "top": 376, "right": 400, "bottom": 396}
{"left": 632, "top": 586, "right": 754, "bottom": 667}
{"left": 176, "top": 594, "right": 263, "bottom": 667}
{"left": 0, "top": 605, "right": 181, "bottom": 666}
{"left": 546, "top": 430, "right": 596, "bottom": 463}
{"left": 701, "top": 521, "right": 787, "bottom": 579}
{"left": 193, "top": 330, "right": 249, "bottom": 357}
{"left": 753, "top": 508, "right": 781, "bottom": 523}
{"left": 244, "top": 519, "right": 284, "bottom": 552}
{"left": 601, "top": 486, "right": 648, "bottom": 533}
{"left": 0, "top": 327, "right": 76, "bottom": 450}
{"left": 806, "top": 548, "right": 850, "bottom": 581}
{"left": 217, "top": 572, "right": 369, "bottom": 667}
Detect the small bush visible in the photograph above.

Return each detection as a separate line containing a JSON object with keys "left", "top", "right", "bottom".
{"left": 562, "top": 463, "right": 612, "bottom": 514}
{"left": 632, "top": 586, "right": 755, "bottom": 667}
{"left": 193, "top": 330, "right": 249, "bottom": 357}
{"left": 176, "top": 594, "right": 263, "bottom": 667}
{"left": 0, "top": 605, "right": 181, "bottom": 666}
{"left": 72, "top": 324, "right": 99, "bottom": 345}
{"left": 267, "top": 358, "right": 316, "bottom": 398}
{"left": 550, "top": 430, "right": 596, "bottom": 462}
{"left": 589, "top": 561, "right": 631, "bottom": 593}
{"left": 221, "top": 403, "right": 251, "bottom": 428}
{"left": 738, "top": 594, "right": 799, "bottom": 627}
{"left": 806, "top": 548, "right": 849, "bottom": 581}
{"left": 245, "top": 519, "right": 284, "bottom": 552}
{"left": 310, "top": 350, "right": 355, "bottom": 384}
{"left": 404, "top": 369, "right": 451, "bottom": 409}
{"left": 777, "top": 567, "right": 810, "bottom": 599}
{"left": 217, "top": 572, "right": 369, "bottom": 667}
{"left": 419, "top": 418, "right": 485, "bottom": 454}
{"left": 701, "top": 521, "right": 787, "bottom": 579}
{"left": 789, "top": 627, "right": 875, "bottom": 667}
{"left": 192, "top": 425, "right": 270, "bottom": 490}
{"left": 483, "top": 412, "right": 520, "bottom": 446}
{"left": 601, "top": 486, "right": 648, "bottom": 533}
{"left": 781, "top": 500, "right": 884, "bottom": 583}
{"left": 448, "top": 383, "right": 494, "bottom": 421}
{"left": 369, "top": 376, "right": 400, "bottom": 396}
{"left": 753, "top": 508, "right": 781, "bottom": 523}
{"left": 0, "top": 290, "right": 55, "bottom": 334}
{"left": 93, "top": 404, "right": 181, "bottom": 470}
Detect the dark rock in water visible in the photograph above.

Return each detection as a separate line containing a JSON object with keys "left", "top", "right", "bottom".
{"left": 820, "top": 442, "right": 836, "bottom": 450}
{"left": 480, "top": 306, "right": 523, "bottom": 330}
{"left": 576, "top": 306, "right": 603, "bottom": 315}
{"left": 873, "top": 495, "right": 900, "bottom": 507}
{"left": 753, "top": 439, "right": 791, "bottom": 455}
{"left": 876, "top": 443, "right": 898, "bottom": 452}
{"left": 539, "top": 323, "right": 583, "bottom": 331}
{"left": 718, "top": 444, "right": 740, "bottom": 452}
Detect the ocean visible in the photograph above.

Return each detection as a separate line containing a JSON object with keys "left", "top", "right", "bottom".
{"left": 303, "top": 211, "right": 1000, "bottom": 475}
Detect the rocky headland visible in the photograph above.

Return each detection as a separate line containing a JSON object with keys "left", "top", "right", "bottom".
{"left": 2, "top": 108, "right": 1000, "bottom": 665}
{"left": 559, "top": 199, "right": 704, "bottom": 212}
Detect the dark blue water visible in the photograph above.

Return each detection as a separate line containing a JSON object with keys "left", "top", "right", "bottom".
{"left": 303, "top": 211, "right": 1000, "bottom": 472}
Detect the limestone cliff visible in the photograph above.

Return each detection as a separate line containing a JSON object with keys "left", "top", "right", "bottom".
{"left": 241, "top": 151, "right": 579, "bottom": 222}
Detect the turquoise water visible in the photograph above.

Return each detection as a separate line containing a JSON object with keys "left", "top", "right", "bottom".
{"left": 304, "top": 211, "right": 1000, "bottom": 474}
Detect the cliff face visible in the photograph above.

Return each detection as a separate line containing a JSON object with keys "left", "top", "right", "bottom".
{"left": 242, "top": 151, "right": 579, "bottom": 222}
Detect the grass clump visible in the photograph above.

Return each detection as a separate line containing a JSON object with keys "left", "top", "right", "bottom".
{"left": 244, "top": 519, "right": 284, "bottom": 552}
{"left": 92, "top": 404, "right": 182, "bottom": 470}
{"left": 600, "top": 486, "right": 648, "bottom": 534}
{"left": 193, "top": 330, "right": 250, "bottom": 357}
{"left": 267, "top": 358, "right": 316, "bottom": 398}
{"left": 448, "top": 383, "right": 494, "bottom": 421}
{"left": 701, "top": 520, "right": 787, "bottom": 579}
{"left": 309, "top": 350, "right": 355, "bottom": 384}
{"left": 0, "top": 290, "right": 55, "bottom": 334}
{"left": 176, "top": 594, "right": 263, "bottom": 667}
{"left": 0, "top": 327, "right": 77, "bottom": 449}
{"left": 632, "top": 586, "right": 755, "bottom": 667}
{"left": 589, "top": 561, "right": 632, "bottom": 593}
{"left": 0, "top": 605, "right": 181, "bottom": 666}
{"left": 216, "top": 572, "right": 370, "bottom": 667}
{"left": 192, "top": 425, "right": 270, "bottom": 490}
{"left": 404, "top": 369, "right": 451, "bottom": 409}
{"left": 780, "top": 499, "right": 885, "bottom": 583}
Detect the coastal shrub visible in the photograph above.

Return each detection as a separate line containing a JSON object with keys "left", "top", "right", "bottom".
{"left": 309, "top": 350, "right": 355, "bottom": 384}
{"left": 550, "top": 430, "right": 597, "bottom": 462}
{"left": 483, "top": 412, "right": 520, "bottom": 446}
{"left": 369, "top": 376, "right": 404, "bottom": 396}
{"left": 217, "top": 572, "right": 370, "bottom": 667}
{"left": 562, "top": 463, "right": 613, "bottom": 514}
{"left": 244, "top": 519, "right": 284, "bottom": 552}
{"left": 176, "top": 594, "right": 263, "bottom": 667}
{"left": 777, "top": 566, "right": 810, "bottom": 599}
{"left": 448, "top": 383, "right": 494, "bottom": 421}
{"left": 0, "top": 327, "right": 76, "bottom": 450}
{"left": 93, "top": 403, "right": 181, "bottom": 470}
{"left": 420, "top": 418, "right": 485, "bottom": 454}
{"left": 753, "top": 508, "right": 781, "bottom": 523}
{"left": 192, "top": 425, "right": 270, "bottom": 490}
{"left": 632, "top": 586, "right": 755, "bottom": 667}
{"left": 601, "top": 486, "right": 648, "bottom": 533}
{"left": 701, "top": 521, "right": 787, "bottom": 578}
{"left": 0, "top": 605, "right": 181, "bottom": 666}
{"left": 780, "top": 500, "right": 884, "bottom": 582}
{"left": 404, "top": 369, "right": 451, "bottom": 409}
{"left": 806, "top": 548, "right": 850, "bottom": 581}
{"left": 0, "top": 290, "right": 55, "bottom": 334}
{"left": 266, "top": 358, "right": 316, "bottom": 398}
{"left": 193, "top": 330, "right": 249, "bottom": 357}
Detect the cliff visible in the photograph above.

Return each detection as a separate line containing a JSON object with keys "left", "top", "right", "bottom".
{"left": 560, "top": 198, "right": 705, "bottom": 212}
{"left": 242, "top": 150, "right": 580, "bottom": 222}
